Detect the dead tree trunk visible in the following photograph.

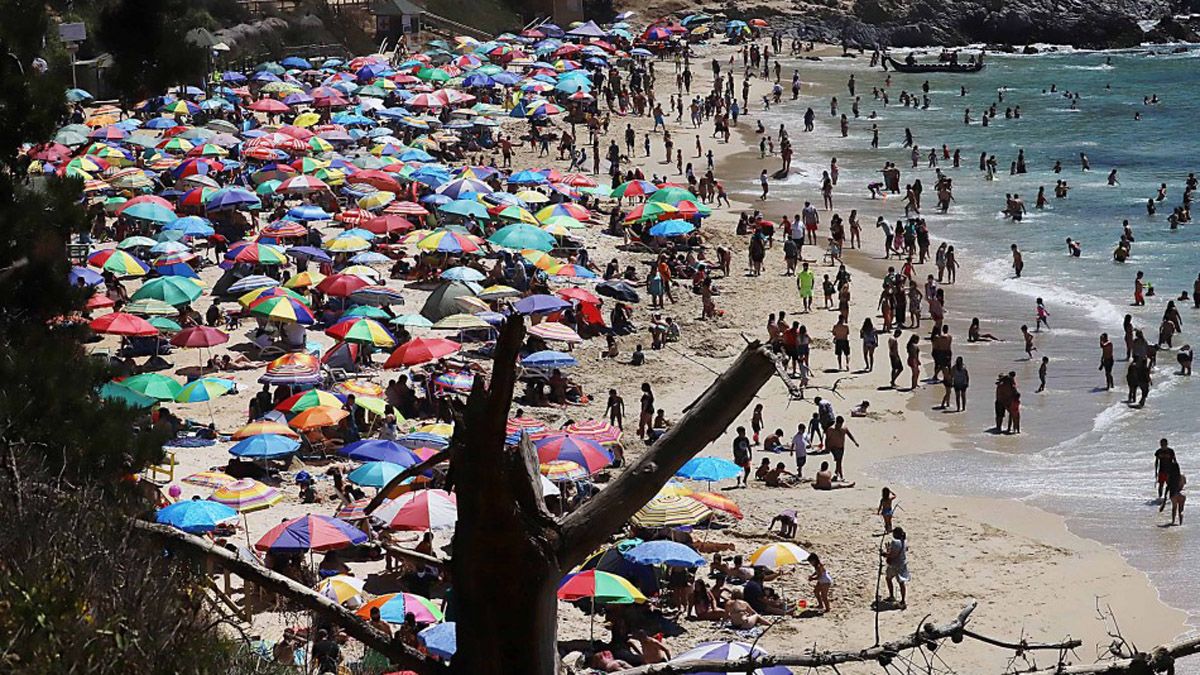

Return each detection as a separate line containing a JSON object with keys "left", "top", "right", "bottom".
{"left": 447, "top": 315, "right": 777, "bottom": 674}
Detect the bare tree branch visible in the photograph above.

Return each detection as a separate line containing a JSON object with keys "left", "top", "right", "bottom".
{"left": 558, "top": 341, "right": 777, "bottom": 568}
{"left": 129, "top": 519, "right": 447, "bottom": 674}
{"left": 614, "top": 602, "right": 1082, "bottom": 675}
{"left": 363, "top": 446, "right": 452, "bottom": 515}
{"left": 1022, "top": 635, "right": 1200, "bottom": 674}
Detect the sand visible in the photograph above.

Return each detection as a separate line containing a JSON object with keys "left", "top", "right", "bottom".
{"left": 90, "top": 37, "right": 1189, "bottom": 672}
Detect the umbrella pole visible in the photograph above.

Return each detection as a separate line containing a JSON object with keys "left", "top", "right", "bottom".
{"left": 589, "top": 597, "right": 595, "bottom": 648}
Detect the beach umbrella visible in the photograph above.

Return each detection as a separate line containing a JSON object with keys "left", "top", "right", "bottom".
{"left": 540, "top": 460, "right": 589, "bottom": 481}
{"left": 341, "top": 439, "right": 421, "bottom": 465}
{"left": 419, "top": 622, "right": 457, "bottom": 659}
{"left": 688, "top": 491, "right": 744, "bottom": 520}
{"left": 316, "top": 273, "right": 370, "bottom": 297}
{"left": 131, "top": 276, "right": 204, "bottom": 306}
{"left": 232, "top": 420, "right": 299, "bottom": 439}
{"left": 229, "top": 274, "right": 281, "bottom": 294}
{"left": 348, "top": 286, "right": 405, "bottom": 307}
{"left": 205, "top": 186, "right": 261, "bottom": 211}
{"left": 547, "top": 263, "right": 596, "bottom": 279}
{"left": 156, "top": 499, "right": 238, "bottom": 534}
{"left": 670, "top": 642, "right": 792, "bottom": 675}
{"left": 527, "top": 321, "right": 582, "bottom": 343}
{"left": 173, "top": 326, "right": 231, "bottom": 350}
{"left": 275, "top": 389, "right": 345, "bottom": 414}
{"left": 119, "top": 373, "right": 182, "bottom": 401}
{"left": 477, "top": 284, "right": 520, "bottom": 300}
{"left": 356, "top": 593, "right": 444, "bottom": 624}
{"left": 521, "top": 350, "right": 578, "bottom": 369}
{"left": 99, "top": 382, "right": 157, "bottom": 409}
{"left": 315, "top": 575, "right": 365, "bottom": 605}
{"left": 70, "top": 265, "right": 105, "bottom": 287}
{"left": 175, "top": 377, "right": 235, "bottom": 403}
{"left": 622, "top": 540, "right": 705, "bottom": 568}
{"left": 624, "top": 201, "right": 677, "bottom": 224}
{"left": 676, "top": 456, "right": 742, "bottom": 482}
{"left": 209, "top": 479, "right": 282, "bottom": 512}
{"left": 347, "top": 461, "right": 407, "bottom": 488}
{"left": 238, "top": 287, "right": 306, "bottom": 310}
{"left": 255, "top": 514, "right": 367, "bottom": 553}
{"left": 417, "top": 229, "right": 481, "bottom": 254}
{"left": 88, "top": 249, "right": 150, "bottom": 276}
{"left": 229, "top": 433, "right": 300, "bottom": 459}
{"left": 431, "top": 313, "right": 491, "bottom": 331}
{"left": 648, "top": 219, "right": 695, "bottom": 238}
{"left": 630, "top": 495, "right": 711, "bottom": 527}
{"left": 290, "top": 405, "right": 349, "bottom": 431}
{"left": 556, "top": 287, "right": 600, "bottom": 305}
{"left": 232, "top": 242, "right": 288, "bottom": 265}
{"left": 284, "top": 271, "right": 326, "bottom": 290}
{"left": 149, "top": 316, "right": 182, "bottom": 333}
{"left": 439, "top": 266, "right": 485, "bottom": 282}
{"left": 249, "top": 295, "right": 315, "bottom": 324}
{"left": 596, "top": 280, "right": 640, "bottom": 303}
{"left": 534, "top": 434, "right": 612, "bottom": 473}
{"left": 488, "top": 223, "right": 555, "bottom": 251}
{"left": 182, "top": 470, "right": 236, "bottom": 489}
{"left": 327, "top": 316, "right": 396, "bottom": 347}
{"left": 363, "top": 214, "right": 415, "bottom": 235}
{"left": 611, "top": 179, "right": 657, "bottom": 198}
{"left": 373, "top": 489, "right": 457, "bottom": 530}
{"left": 749, "top": 542, "right": 811, "bottom": 570}
{"left": 557, "top": 570, "right": 645, "bottom": 604}
{"left": 123, "top": 298, "right": 177, "bottom": 316}
{"left": 513, "top": 294, "right": 570, "bottom": 315}
{"left": 335, "top": 498, "right": 372, "bottom": 521}
{"left": 390, "top": 314, "right": 433, "bottom": 329}
{"left": 90, "top": 312, "right": 158, "bottom": 336}
{"left": 384, "top": 337, "right": 461, "bottom": 368}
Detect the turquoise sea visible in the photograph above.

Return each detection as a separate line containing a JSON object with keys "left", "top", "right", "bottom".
{"left": 757, "top": 45, "right": 1200, "bottom": 645}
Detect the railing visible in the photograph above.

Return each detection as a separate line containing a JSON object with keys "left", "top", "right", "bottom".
{"left": 419, "top": 10, "right": 493, "bottom": 41}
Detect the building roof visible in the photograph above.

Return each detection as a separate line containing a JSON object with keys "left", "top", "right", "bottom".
{"left": 372, "top": 0, "right": 424, "bottom": 16}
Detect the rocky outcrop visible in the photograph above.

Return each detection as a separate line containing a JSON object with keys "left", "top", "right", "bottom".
{"left": 755, "top": 0, "right": 1200, "bottom": 48}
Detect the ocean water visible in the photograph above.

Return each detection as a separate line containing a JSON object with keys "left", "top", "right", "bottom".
{"left": 754, "top": 46, "right": 1200, "bottom": 641}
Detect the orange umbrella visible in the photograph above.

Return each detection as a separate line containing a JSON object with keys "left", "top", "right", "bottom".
{"left": 232, "top": 420, "right": 300, "bottom": 439}
{"left": 688, "top": 491, "right": 743, "bottom": 519}
{"left": 290, "top": 405, "right": 349, "bottom": 430}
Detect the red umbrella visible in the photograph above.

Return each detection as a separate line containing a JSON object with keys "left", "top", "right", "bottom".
{"left": 347, "top": 169, "right": 402, "bottom": 193}
{"left": 556, "top": 287, "right": 600, "bottom": 305}
{"left": 249, "top": 98, "right": 289, "bottom": 113}
{"left": 362, "top": 214, "right": 414, "bottom": 236}
{"left": 171, "top": 325, "right": 230, "bottom": 348}
{"left": 85, "top": 294, "right": 115, "bottom": 310}
{"left": 316, "top": 273, "right": 370, "bottom": 297}
{"left": 384, "top": 337, "right": 461, "bottom": 368}
{"left": 89, "top": 312, "right": 158, "bottom": 336}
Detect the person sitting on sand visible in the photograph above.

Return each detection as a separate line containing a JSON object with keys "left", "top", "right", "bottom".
{"left": 754, "top": 457, "right": 772, "bottom": 482}
{"left": 687, "top": 579, "right": 728, "bottom": 622}
{"left": 743, "top": 567, "right": 790, "bottom": 616}
{"left": 628, "top": 629, "right": 671, "bottom": 664}
{"left": 764, "top": 462, "right": 797, "bottom": 487}
{"left": 588, "top": 650, "right": 633, "bottom": 672}
{"left": 723, "top": 588, "right": 771, "bottom": 628}
{"left": 813, "top": 461, "right": 855, "bottom": 490}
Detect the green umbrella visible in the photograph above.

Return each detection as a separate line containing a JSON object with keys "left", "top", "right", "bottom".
{"left": 149, "top": 316, "right": 182, "bottom": 332}
{"left": 488, "top": 223, "right": 556, "bottom": 252}
{"left": 176, "top": 377, "right": 236, "bottom": 403}
{"left": 124, "top": 298, "right": 180, "bottom": 316}
{"left": 131, "top": 276, "right": 204, "bottom": 306}
{"left": 648, "top": 187, "right": 701, "bottom": 205}
{"left": 99, "top": 382, "right": 158, "bottom": 409}
{"left": 344, "top": 305, "right": 392, "bottom": 319}
{"left": 120, "top": 373, "right": 183, "bottom": 401}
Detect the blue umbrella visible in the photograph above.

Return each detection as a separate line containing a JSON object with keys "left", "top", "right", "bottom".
{"left": 281, "top": 56, "right": 312, "bottom": 69}
{"left": 156, "top": 498, "right": 238, "bottom": 534}
{"left": 286, "top": 246, "right": 334, "bottom": 264}
{"left": 521, "top": 350, "right": 578, "bottom": 368}
{"left": 513, "top": 294, "right": 570, "bottom": 315}
{"left": 440, "top": 266, "right": 485, "bottom": 282}
{"left": 206, "top": 187, "right": 261, "bottom": 211}
{"left": 341, "top": 439, "right": 422, "bottom": 465}
{"left": 287, "top": 205, "right": 331, "bottom": 221}
{"left": 439, "top": 199, "right": 490, "bottom": 220}
{"left": 164, "top": 215, "right": 215, "bottom": 237}
{"left": 229, "top": 434, "right": 300, "bottom": 459}
{"left": 648, "top": 219, "right": 695, "bottom": 238}
{"left": 346, "top": 461, "right": 407, "bottom": 488}
{"left": 398, "top": 432, "right": 450, "bottom": 450}
{"left": 675, "top": 456, "right": 743, "bottom": 482}
{"left": 69, "top": 265, "right": 104, "bottom": 286}
{"left": 623, "top": 540, "right": 705, "bottom": 568}
{"left": 419, "top": 622, "right": 457, "bottom": 659}
{"left": 508, "top": 169, "right": 549, "bottom": 185}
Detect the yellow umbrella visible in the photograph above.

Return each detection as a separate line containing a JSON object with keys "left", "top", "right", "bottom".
{"left": 293, "top": 112, "right": 321, "bottom": 127}
{"left": 515, "top": 189, "right": 550, "bottom": 204}
{"left": 478, "top": 284, "right": 520, "bottom": 300}
{"left": 416, "top": 422, "right": 454, "bottom": 437}
{"left": 315, "top": 575, "right": 366, "bottom": 604}
{"left": 630, "top": 495, "right": 711, "bottom": 527}
{"left": 433, "top": 312, "right": 491, "bottom": 330}
{"left": 284, "top": 271, "right": 326, "bottom": 289}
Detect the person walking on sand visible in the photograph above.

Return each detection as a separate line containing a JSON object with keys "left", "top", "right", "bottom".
{"left": 1011, "top": 244, "right": 1024, "bottom": 278}
{"left": 796, "top": 263, "right": 815, "bottom": 312}
{"left": 791, "top": 422, "right": 808, "bottom": 477}
{"left": 760, "top": 170, "right": 769, "bottom": 200}
{"left": 807, "top": 553, "right": 833, "bottom": 613}
{"left": 733, "top": 426, "right": 752, "bottom": 488}
{"left": 606, "top": 389, "right": 625, "bottom": 430}
{"left": 832, "top": 316, "right": 851, "bottom": 371}
{"left": 638, "top": 383, "right": 655, "bottom": 439}
{"left": 882, "top": 527, "right": 910, "bottom": 609}
{"left": 888, "top": 329, "right": 904, "bottom": 388}
{"left": 824, "top": 416, "right": 859, "bottom": 481}
{"left": 1155, "top": 438, "right": 1175, "bottom": 503}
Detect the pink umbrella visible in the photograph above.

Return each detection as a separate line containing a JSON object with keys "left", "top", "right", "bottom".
{"left": 374, "top": 489, "right": 457, "bottom": 530}
{"left": 171, "top": 326, "right": 229, "bottom": 348}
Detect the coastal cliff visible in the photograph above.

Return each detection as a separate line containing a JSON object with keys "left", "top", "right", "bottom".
{"left": 626, "top": 0, "right": 1200, "bottom": 48}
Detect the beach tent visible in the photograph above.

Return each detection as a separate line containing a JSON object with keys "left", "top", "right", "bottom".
{"left": 419, "top": 280, "right": 478, "bottom": 322}
{"left": 566, "top": 20, "right": 608, "bottom": 38}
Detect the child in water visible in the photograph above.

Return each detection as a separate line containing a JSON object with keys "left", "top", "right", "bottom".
{"left": 1035, "top": 298, "right": 1050, "bottom": 332}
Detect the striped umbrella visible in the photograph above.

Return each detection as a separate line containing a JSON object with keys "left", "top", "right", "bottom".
{"left": 657, "top": 480, "right": 694, "bottom": 498}
{"left": 88, "top": 249, "right": 150, "bottom": 276}
{"left": 232, "top": 242, "right": 288, "bottom": 265}
{"left": 182, "top": 470, "right": 236, "bottom": 489}
{"left": 315, "top": 574, "right": 366, "bottom": 605}
{"left": 209, "top": 479, "right": 282, "bottom": 512}
{"left": 564, "top": 419, "right": 622, "bottom": 445}
{"left": 749, "top": 542, "right": 811, "bottom": 570}
{"left": 275, "top": 389, "right": 345, "bottom": 414}
{"left": 540, "top": 460, "right": 588, "bottom": 482}
{"left": 610, "top": 179, "right": 657, "bottom": 198}
{"left": 175, "top": 377, "right": 236, "bottom": 403}
{"left": 327, "top": 317, "right": 396, "bottom": 347}
{"left": 254, "top": 514, "right": 367, "bottom": 553}
{"left": 433, "top": 371, "right": 475, "bottom": 393}
{"left": 335, "top": 498, "right": 372, "bottom": 521}
{"left": 238, "top": 286, "right": 309, "bottom": 309}
{"left": 124, "top": 298, "right": 178, "bottom": 316}
{"left": 356, "top": 592, "right": 444, "bottom": 624}
{"left": 534, "top": 434, "right": 612, "bottom": 474}
{"left": 373, "top": 489, "right": 457, "bottom": 531}
{"left": 284, "top": 271, "right": 326, "bottom": 289}
{"left": 688, "top": 491, "right": 744, "bottom": 520}
{"left": 249, "top": 295, "right": 316, "bottom": 324}
{"left": 416, "top": 229, "right": 481, "bottom": 254}
{"left": 630, "top": 495, "right": 711, "bottom": 528}
{"left": 672, "top": 642, "right": 792, "bottom": 675}
{"left": 557, "top": 570, "right": 646, "bottom": 604}
{"left": 527, "top": 321, "right": 582, "bottom": 343}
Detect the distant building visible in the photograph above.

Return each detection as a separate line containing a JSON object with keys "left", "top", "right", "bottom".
{"left": 372, "top": 0, "right": 425, "bottom": 43}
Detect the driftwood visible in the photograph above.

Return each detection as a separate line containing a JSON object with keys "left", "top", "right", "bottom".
{"left": 1024, "top": 634, "right": 1200, "bottom": 674}
{"left": 129, "top": 519, "right": 445, "bottom": 674}
{"left": 614, "top": 601, "right": 1080, "bottom": 674}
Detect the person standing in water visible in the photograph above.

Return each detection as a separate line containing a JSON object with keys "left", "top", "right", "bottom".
{"left": 1155, "top": 438, "right": 1175, "bottom": 503}
{"left": 1099, "top": 333, "right": 1115, "bottom": 390}
{"left": 1011, "top": 244, "right": 1024, "bottom": 278}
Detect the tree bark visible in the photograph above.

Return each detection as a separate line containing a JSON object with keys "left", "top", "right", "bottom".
{"left": 129, "top": 519, "right": 444, "bottom": 673}
{"left": 1023, "top": 634, "right": 1200, "bottom": 674}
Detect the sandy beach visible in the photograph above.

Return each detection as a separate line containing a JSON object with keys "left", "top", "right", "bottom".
{"left": 79, "top": 34, "right": 1193, "bottom": 674}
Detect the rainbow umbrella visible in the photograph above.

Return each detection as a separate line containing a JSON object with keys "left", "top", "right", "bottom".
{"left": 209, "top": 479, "right": 282, "bottom": 512}
{"left": 156, "top": 499, "right": 237, "bottom": 534}
{"left": 175, "top": 377, "right": 235, "bottom": 403}
{"left": 416, "top": 229, "right": 481, "bottom": 254}
{"left": 432, "top": 371, "right": 474, "bottom": 393}
{"left": 238, "top": 286, "right": 309, "bottom": 309}
{"left": 347, "top": 461, "right": 407, "bottom": 488}
{"left": 327, "top": 317, "right": 396, "bottom": 347}
{"left": 182, "top": 469, "right": 237, "bottom": 489}
{"left": 610, "top": 179, "right": 657, "bottom": 198}
{"left": 540, "top": 460, "right": 588, "bottom": 481}
{"left": 558, "top": 570, "right": 646, "bottom": 604}
{"left": 284, "top": 271, "right": 326, "bottom": 289}
{"left": 534, "top": 434, "right": 612, "bottom": 473}
{"left": 624, "top": 201, "right": 678, "bottom": 223}
{"left": 630, "top": 495, "right": 711, "bottom": 527}
{"left": 373, "top": 489, "right": 457, "bottom": 530}
{"left": 249, "top": 295, "right": 316, "bottom": 324}
{"left": 88, "top": 249, "right": 150, "bottom": 276}
{"left": 335, "top": 498, "right": 372, "bottom": 521}
{"left": 315, "top": 574, "right": 366, "bottom": 605}
{"left": 254, "top": 514, "right": 367, "bottom": 553}
{"left": 547, "top": 263, "right": 596, "bottom": 279}
{"left": 536, "top": 203, "right": 590, "bottom": 221}
{"left": 120, "top": 373, "right": 183, "bottom": 401}
{"left": 232, "top": 242, "right": 288, "bottom": 265}
{"left": 275, "top": 389, "right": 345, "bottom": 414}
{"left": 356, "top": 592, "right": 444, "bottom": 624}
